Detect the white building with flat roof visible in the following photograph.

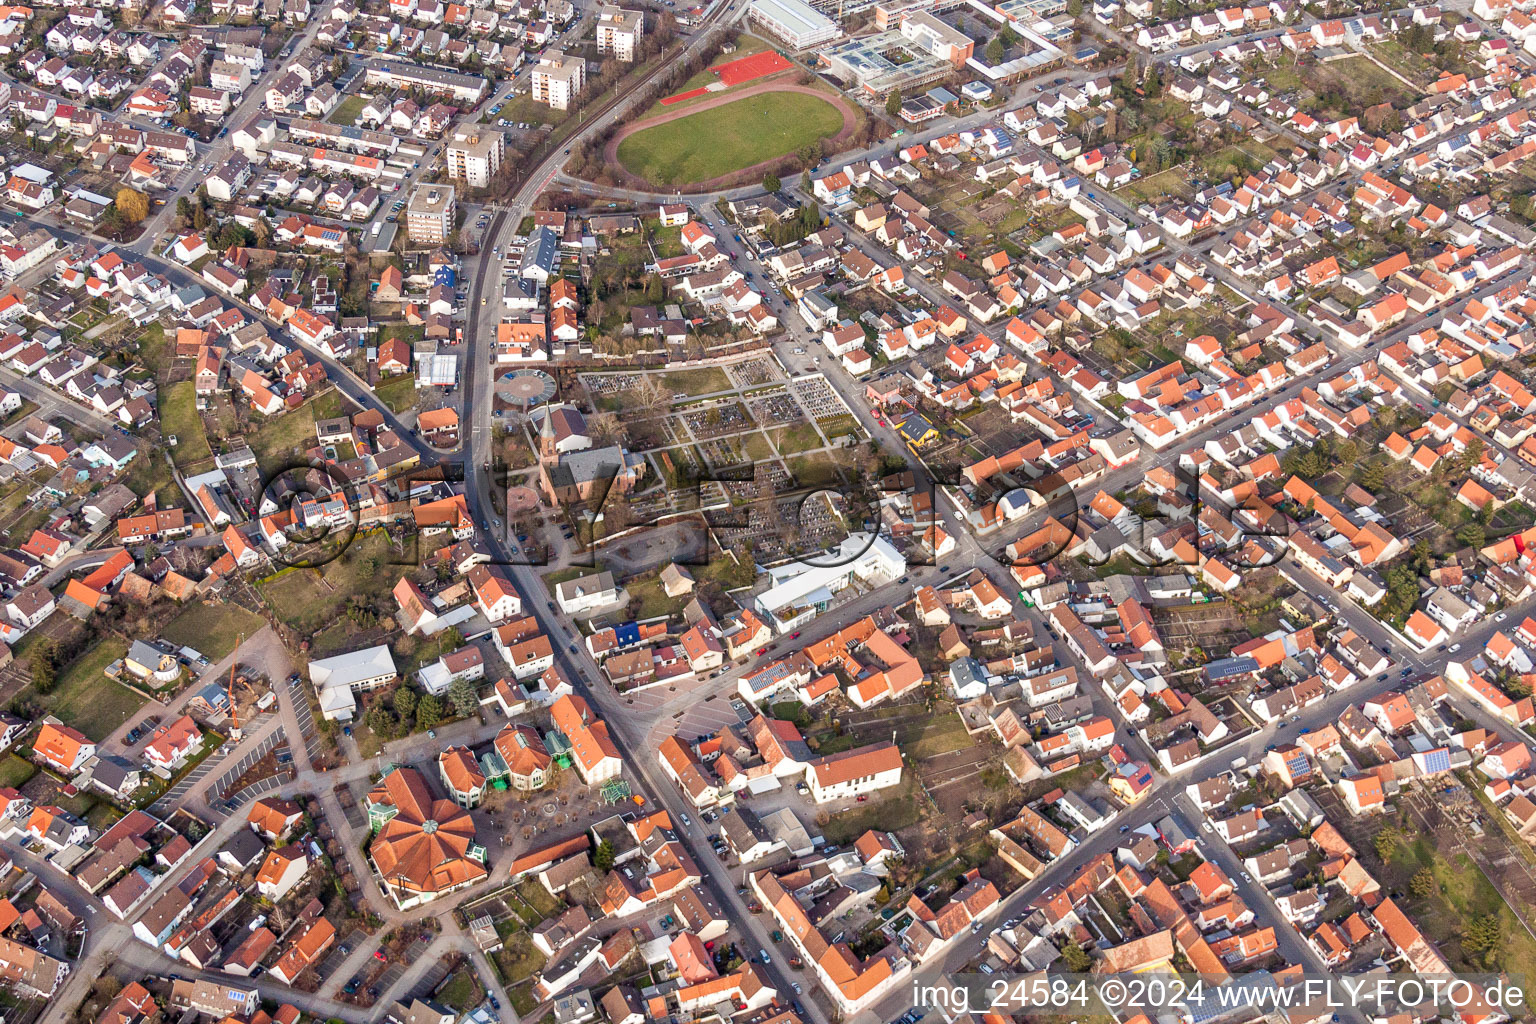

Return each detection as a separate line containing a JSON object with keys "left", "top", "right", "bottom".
{"left": 747, "top": 0, "right": 841, "bottom": 48}
{"left": 595, "top": 6, "right": 645, "bottom": 60}
{"left": 531, "top": 51, "right": 585, "bottom": 110}
{"left": 445, "top": 130, "right": 504, "bottom": 187}
{"left": 753, "top": 532, "right": 904, "bottom": 631}
{"left": 309, "top": 645, "right": 398, "bottom": 720}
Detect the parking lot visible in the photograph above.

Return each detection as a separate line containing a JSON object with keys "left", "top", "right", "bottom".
{"left": 209, "top": 729, "right": 290, "bottom": 804}
{"left": 286, "top": 675, "right": 327, "bottom": 766}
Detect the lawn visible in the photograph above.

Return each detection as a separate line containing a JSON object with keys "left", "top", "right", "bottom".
{"left": 771, "top": 422, "right": 824, "bottom": 456}
{"left": 248, "top": 406, "right": 318, "bottom": 476}
{"left": 31, "top": 639, "right": 144, "bottom": 741}
{"left": 617, "top": 91, "right": 844, "bottom": 186}
{"left": 492, "top": 929, "right": 546, "bottom": 985}
{"left": 255, "top": 532, "right": 411, "bottom": 634}
{"left": 373, "top": 375, "right": 417, "bottom": 413}
{"left": 327, "top": 94, "right": 366, "bottom": 126}
{"left": 1303, "top": 55, "right": 1409, "bottom": 112}
{"left": 1119, "top": 168, "right": 1191, "bottom": 203}
{"left": 1383, "top": 829, "right": 1536, "bottom": 981}
{"left": 309, "top": 389, "right": 346, "bottom": 421}
{"left": 508, "top": 981, "right": 536, "bottom": 1017}
{"left": 159, "top": 602, "right": 266, "bottom": 662}
{"left": 658, "top": 367, "right": 731, "bottom": 396}
{"left": 0, "top": 755, "right": 35, "bottom": 790}
{"left": 821, "top": 776, "right": 925, "bottom": 845}
{"left": 496, "top": 93, "right": 567, "bottom": 127}
{"left": 1197, "top": 142, "right": 1279, "bottom": 185}
{"left": 435, "top": 969, "right": 483, "bottom": 1011}
{"left": 625, "top": 577, "right": 682, "bottom": 620}
{"left": 161, "top": 382, "right": 212, "bottom": 468}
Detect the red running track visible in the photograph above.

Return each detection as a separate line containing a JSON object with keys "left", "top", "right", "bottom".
{"left": 661, "top": 86, "right": 710, "bottom": 105}
{"left": 659, "top": 50, "right": 794, "bottom": 104}
{"left": 713, "top": 50, "right": 792, "bottom": 86}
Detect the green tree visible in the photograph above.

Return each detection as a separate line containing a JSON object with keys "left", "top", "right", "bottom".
{"left": 1456, "top": 521, "right": 1485, "bottom": 550}
{"left": 1410, "top": 869, "right": 1437, "bottom": 900}
{"left": 448, "top": 678, "right": 479, "bottom": 719}
{"left": 29, "top": 652, "right": 54, "bottom": 693}
{"left": 1358, "top": 460, "right": 1387, "bottom": 493}
{"left": 1059, "top": 941, "right": 1093, "bottom": 972}
{"left": 762, "top": 172, "right": 781, "bottom": 192}
{"left": 985, "top": 36, "right": 1005, "bottom": 64}
{"left": 416, "top": 694, "right": 443, "bottom": 731}
{"left": 1373, "top": 826, "right": 1402, "bottom": 863}
{"left": 1463, "top": 915, "right": 1502, "bottom": 969}
{"left": 885, "top": 89, "right": 902, "bottom": 116}
{"left": 392, "top": 686, "right": 417, "bottom": 720}
{"left": 440, "top": 627, "right": 466, "bottom": 650}
{"left": 365, "top": 704, "right": 400, "bottom": 740}
{"left": 594, "top": 839, "right": 616, "bottom": 871}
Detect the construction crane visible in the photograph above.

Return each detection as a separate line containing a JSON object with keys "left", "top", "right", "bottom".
{"left": 227, "top": 634, "right": 244, "bottom": 741}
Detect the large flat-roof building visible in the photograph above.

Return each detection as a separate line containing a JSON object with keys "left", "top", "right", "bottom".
{"left": 445, "top": 130, "right": 504, "bottom": 187}
{"left": 753, "top": 532, "right": 905, "bottom": 632}
{"left": 363, "top": 59, "right": 489, "bottom": 104}
{"left": 406, "top": 183, "right": 456, "bottom": 244}
{"left": 595, "top": 6, "right": 645, "bottom": 60}
{"left": 531, "top": 51, "right": 585, "bottom": 110}
{"left": 747, "top": 0, "right": 842, "bottom": 48}
{"left": 820, "top": 29, "right": 953, "bottom": 95}
{"left": 308, "top": 644, "right": 398, "bottom": 721}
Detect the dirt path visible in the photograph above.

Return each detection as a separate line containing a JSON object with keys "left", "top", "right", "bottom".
{"left": 604, "top": 79, "right": 860, "bottom": 192}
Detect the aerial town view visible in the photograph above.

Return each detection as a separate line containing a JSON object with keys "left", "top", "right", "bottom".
{"left": 0, "top": 0, "right": 1535, "bottom": 1021}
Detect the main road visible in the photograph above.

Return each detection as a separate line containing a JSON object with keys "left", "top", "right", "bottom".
{"left": 456, "top": 6, "right": 844, "bottom": 1024}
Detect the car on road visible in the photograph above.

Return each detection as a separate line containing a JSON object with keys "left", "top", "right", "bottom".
{"left": 374, "top": 951, "right": 387, "bottom": 962}
{"left": 758, "top": 949, "right": 771, "bottom": 965}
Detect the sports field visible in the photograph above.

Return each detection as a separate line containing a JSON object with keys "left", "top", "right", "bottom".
{"left": 617, "top": 90, "right": 845, "bottom": 185}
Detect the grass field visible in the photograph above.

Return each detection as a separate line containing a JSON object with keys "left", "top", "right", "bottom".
{"left": 162, "top": 382, "right": 212, "bottom": 468}
{"left": 248, "top": 406, "right": 317, "bottom": 476}
{"left": 327, "top": 94, "right": 366, "bottom": 125}
{"left": 1304, "top": 55, "right": 1406, "bottom": 112}
{"left": 160, "top": 603, "right": 266, "bottom": 662}
{"left": 32, "top": 639, "right": 143, "bottom": 741}
{"left": 255, "top": 532, "right": 409, "bottom": 634}
{"left": 373, "top": 375, "right": 418, "bottom": 413}
{"left": 658, "top": 367, "right": 731, "bottom": 396}
{"left": 0, "top": 755, "right": 35, "bottom": 790}
{"left": 617, "top": 91, "right": 843, "bottom": 185}
{"left": 436, "top": 970, "right": 483, "bottom": 1012}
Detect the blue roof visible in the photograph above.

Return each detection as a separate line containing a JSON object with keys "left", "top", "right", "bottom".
{"left": 1205, "top": 656, "right": 1260, "bottom": 680}
{"left": 434, "top": 266, "right": 456, "bottom": 287}
{"left": 614, "top": 621, "right": 640, "bottom": 645}
{"left": 1420, "top": 748, "right": 1451, "bottom": 773}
